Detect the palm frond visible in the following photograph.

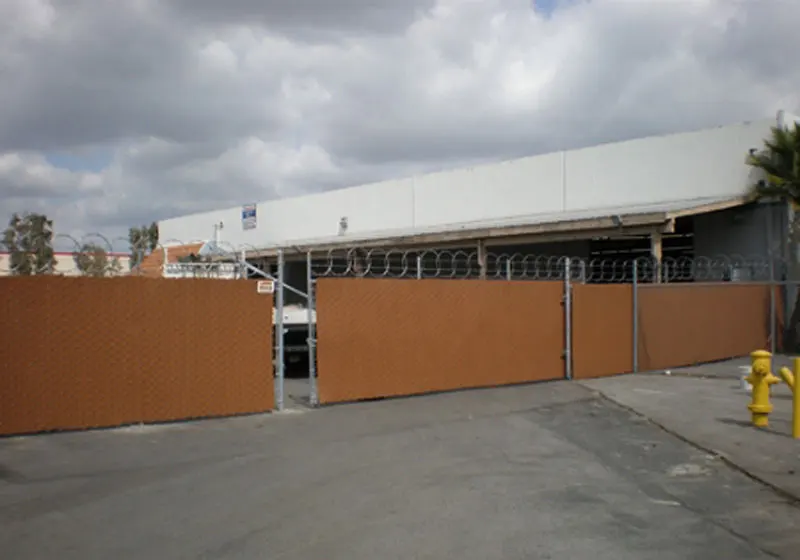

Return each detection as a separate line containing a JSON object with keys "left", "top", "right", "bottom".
{"left": 748, "top": 122, "right": 800, "bottom": 203}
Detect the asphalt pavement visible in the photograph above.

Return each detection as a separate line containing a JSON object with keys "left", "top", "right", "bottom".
{"left": 583, "top": 362, "right": 800, "bottom": 503}
{"left": 2, "top": 378, "right": 800, "bottom": 559}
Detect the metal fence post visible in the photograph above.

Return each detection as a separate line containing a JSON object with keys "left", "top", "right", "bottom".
{"left": 416, "top": 254, "right": 422, "bottom": 279}
{"left": 632, "top": 259, "right": 639, "bottom": 373}
{"left": 769, "top": 254, "right": 776, "bottom": 355}
{"left": 564, "top": 257, "right": 572, "bottom": 380}
{"left": 505, "top": 258, "right": 512, "bottom": 281}
{"left": 306, "top": 251, "right": 318, "bottom": 406}
{"left": 275, "top": 248, "right": 285, "bottom": 411}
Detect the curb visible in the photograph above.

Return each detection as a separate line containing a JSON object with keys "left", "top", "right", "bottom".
{"left": 584, "top": 385, "right": 800, "bottom": 506}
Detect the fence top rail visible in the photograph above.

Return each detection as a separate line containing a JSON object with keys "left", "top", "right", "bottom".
{"left": 637, "top": 280, "right": 777, "bottom": 288}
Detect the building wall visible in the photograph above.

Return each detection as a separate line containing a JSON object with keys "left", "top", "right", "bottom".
{"left": 779, "top": 110, "right": 800, "bottom": 128}
{"left": 412, "top": 153, "right": 564, "bottom": 228}
{"left": 693, "top": 202, "right": 785, "bottom": 262}
{"left": 490, "top": 240, "right": 591, "bottom": 260}
{"left": 0, "top": 252, "right": 131, "bottom": 276}
{"left": 159, "top": 177, "right": 416, "bottom": 250}
{"left": 159, "top": 118, "right": 779, "bottom": 249}
{"left": 564, "top": 123, "right": 767, "bottom": 211}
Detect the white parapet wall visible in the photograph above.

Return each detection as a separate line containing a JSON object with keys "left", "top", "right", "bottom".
{"left": 779, "top": 110, "right": 800, "bottom": 128}
{"left": 159, "top": 116, "right": 782, "bottom": 249}
{"left": 0, "top": 251, "right": 132, "bottom": 276}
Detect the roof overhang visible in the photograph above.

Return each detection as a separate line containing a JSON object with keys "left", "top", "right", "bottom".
{"left": 240, "top": 195, "right": 754, "bottom": 260}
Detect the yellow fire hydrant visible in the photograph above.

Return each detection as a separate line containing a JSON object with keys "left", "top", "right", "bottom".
{"left": 747, "top": 350, "right": 780, "bottom": 428}
{"left": 778, "top": 359, "right": 800, "bottom": 439}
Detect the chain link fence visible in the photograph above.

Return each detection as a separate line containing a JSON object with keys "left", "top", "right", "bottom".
{"left": 1, "top": 231, "right": 794, "bottom": 416}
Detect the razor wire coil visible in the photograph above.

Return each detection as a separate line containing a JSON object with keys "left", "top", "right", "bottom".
{"left": 0, "top": 235, "right": 785, "bottom": 283}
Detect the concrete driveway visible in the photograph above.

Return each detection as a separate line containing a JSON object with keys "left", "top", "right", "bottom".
{"left": 2, "top": 380, "right": 799, "bottom": 559}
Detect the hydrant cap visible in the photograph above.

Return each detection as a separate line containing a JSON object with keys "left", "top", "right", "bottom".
{"left": 751, "top": 350, "right": 772, "bottom": 359}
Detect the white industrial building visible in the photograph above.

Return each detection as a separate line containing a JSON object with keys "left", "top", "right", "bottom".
{"left": 159, "top": 110, "right": 799, "bottom": 289}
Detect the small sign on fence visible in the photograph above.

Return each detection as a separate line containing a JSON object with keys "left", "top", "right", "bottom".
{"left": 257, "top": 280, "right": 275, "bottom": 294}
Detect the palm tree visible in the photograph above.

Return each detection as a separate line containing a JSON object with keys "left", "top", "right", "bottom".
{"left": 748, "top": 121, "right": 800, "bottom": 349}
{"left": 748, "top": 123, "right": 800, "bottom": 201}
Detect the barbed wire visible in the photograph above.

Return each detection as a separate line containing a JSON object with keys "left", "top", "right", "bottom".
{"left": 0, "top": 234, "right": 246, "bottom": 277}
{"left": 309, "top": 248, "right": 784, "bottom": 283}
{"left": 0, "top": 235, "right": 789, "bottom": 283}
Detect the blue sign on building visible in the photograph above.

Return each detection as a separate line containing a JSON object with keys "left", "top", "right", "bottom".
{"left": 242, "top": 204, "right": 257, "bottom": 230}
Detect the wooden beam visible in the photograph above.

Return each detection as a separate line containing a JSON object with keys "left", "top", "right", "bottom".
{"left": 651, "top": 231, "right": 663, "bottom": 283}
{"left": 256, "top": 224, "right": 673, "bottom": 263}
{"left": 482, "top": 224, "right": 672, "bottom": 248}
{"left": 245, "top": 213, "right": 676, "bottom": 259}
{"left": 666, "top": 195, "right": 753, "bottom": 220}
{"left": 477, "top": 239, "right": 487, "bottom": 279}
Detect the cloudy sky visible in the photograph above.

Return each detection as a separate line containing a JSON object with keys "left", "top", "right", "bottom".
{"left": 1, "top": 0, "right": 798, "bottom": 249}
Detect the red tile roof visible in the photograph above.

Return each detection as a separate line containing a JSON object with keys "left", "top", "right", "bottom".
{"left": 135, "top": 243, "right": 205, "bottom": 277}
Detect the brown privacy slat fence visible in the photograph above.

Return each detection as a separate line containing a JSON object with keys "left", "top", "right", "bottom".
{"left": 636, "top": 284, "right": 772, "bottom": 372}
{"left": 572, "top": 284, "right": 634, "bottom": 379}
{"left": 0, "top": 277, "right": 273, "bottom": 436}
{"left": 315, "top": 279, "right": 777, "bottom": 404}
{"left": 316, "top": 278, "right": 565, "bottom": 404}
{"left": 0, "top": 266, "right": 782, "bottom": 430}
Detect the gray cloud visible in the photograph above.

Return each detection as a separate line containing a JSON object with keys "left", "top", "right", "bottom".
{"left": 0, "top": 152, "right": 101, "bottom": 198}
{"left": 0, "top": 0, "right": 798, "bottom": 244}
{"left": 164, "top": 0, "right": 436, "bottom": 39}
{"left": 0, "top": 1, "right": 287, "bottom": 153}
{"left": 316, "top": 0, "right": 800, "bottom": 164}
